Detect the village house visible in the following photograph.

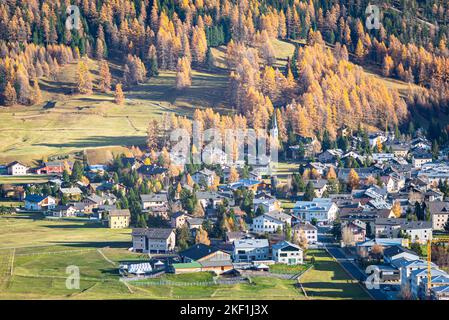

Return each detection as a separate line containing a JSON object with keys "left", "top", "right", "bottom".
{"left": 251, "top": 211, "right": 291, "bottom": 234}
{"left": 374, "top": 218, "right": 407, "bottom": 238}
{"left": 372, "top": 153, "right": 395, "bottom": 163}
{"left": 431, "top": 284, "right": 449, "bottom": 300}
{"left": 400, "top": 259, "right": 438, "bottom": 291}
{"left": 390, "top": 143, "right": 409, "bottom": 158}
{"left": 410, "top": 268, "right": 448, "bottom": 299}
{"left": 49, "top": 205, "right": 77, "bottom": 217}
{"left": 60, "top": 187, "right": 83, "bottom": 201}
{"left": 293, "top": 198, "right": 338, "bottom": 224}
{"left": 356, "top": 238, "right": 409, "bottom": 257}
{"left": 175, "top": 243, "right": 233, "bottom": 275}
{"left": 253, "top": 197, "right": 281, "bottom": 213}
{"left": 170, "top": 212, "right": 189, "bottom": 229}
{"left": 225, "top": 179, "right": 261, "bottom": 193}
{"left": 196, "top": 191, "right": 228, "bottom": 209}
{"left": 232, "top": 239, "right": 270, "bottom": 263}
{"left": 137, "top": 164, "right": 167, "bottom": 179}
{"left": 272, "top": 241, "right": 304, "bottom": 265}
{"left": 412, "top": 153, "right": 433, "bottom": 168}
{"left": 35, "top": 161, "right": 69, "bottom": 175}
{"left": 417, "top": 163, "right": 449, "bottom": 186}
{"left": 141, "top": 193, "right": 169, "bottom": 210}
{"left": 225, "top": 231, "right": 251, "bottom": 243}
{"left": 132, "top": 228, "right": 176, "bottom": 253}
{"left": 368, "top": 133, "right": 387, "bottom": 148}
{"left": 383, "top": 246, "right": 419, "bottom": 265}
{"left": 399, "top": 221, "right": 433, "bottom": 244}
{"left": 6, "top": 161, "right": 28, "bottom": 176}
{"left": 341, "top": 220, "right": 367, "bottom": 245}
{"left": 317, "top": 149, "right": 343, "bottom": 164}
{"left": 427, "top": 201, "right": 449, "bottom": 231}
{"left": 187, "top": 217, "right": 204, "bottom": 233}
{"left": 191, "top": 168, "right": 217, "bottom": 187}
{"left": 108, "top": 209, "right": 130, "bottom": 229}
{"left": 292, "top": 222, "right": 318, "bottom": 244}
{"left": 24, "top": 194, "right": 56, "bottom": 211}
{"left": 307, "top": 179, "right": 329, "bottom": 198}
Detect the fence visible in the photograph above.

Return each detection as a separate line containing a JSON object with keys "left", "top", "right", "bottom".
{"left": 129, "top": 277, "right": 250, "bottom": 287}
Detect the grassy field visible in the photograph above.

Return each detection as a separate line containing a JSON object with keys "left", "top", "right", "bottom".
{"left": 0, "top": 175, "right": 53, "bottom": 184}
{"left": 0, "top": 213, "right": 305, "bottom": 299}
{"left": 269, "top": 263, "right": 310, "bottom": 275}
{"left": 0, "top": 59, "right": 229, "bottom": 165}
{"left": 211, "top": 39, "right": 295, "bottom": 70}
{"left": 0, "top": 214, "right": 369, "bottom": 299}
{"left": 300, "top": 250, "right": 371, "bottom": 300}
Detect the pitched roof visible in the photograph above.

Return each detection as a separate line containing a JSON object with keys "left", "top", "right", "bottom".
{"left": 6, "top": 161, "right": 27, "bottom": 168}
{"left": 132, "top": 228, "right": 174, "bottom": 239}
{"left": 383, "top": 245, "right": 418, "bottom": 258}
{"left": 109, "top": 209, "right": 130, "bottom": 217}
{"left": 400, "top": 220, "right": 432, "bottom": 230}
{"left": 179, "top": 244, "right": 222, "bottom": 261}
{"left": 234, "top": 238, "right": 269, "bottom": 249}
{"left": 172, "top": 261, "right": 202, "bottom": 269}
{"left": 264, "top": 210, "right": 291, "bottom": 222}
{"left": 426, "top": 201, "right": 449, "bottom": 215}
{"left": 25, "top": 194, "right": 48, "bottom": 203}
{"left": 60, "top": 187, "right": 83, "bottom": 195}
{"left": 292, "top": 222, "right": 317, "bottom": 231}
{"left": 140, "top": 193, "right": 168, "bottom": 202}
{"left": 272, "top": 240, "right": 302, "bottom": 252}
{"left": 137, "top": 165, "right": 167, "bottom": 175}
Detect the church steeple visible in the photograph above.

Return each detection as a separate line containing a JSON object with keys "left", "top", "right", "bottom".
{"left": 272, "top": 112, "right": 278, "bottom": 139}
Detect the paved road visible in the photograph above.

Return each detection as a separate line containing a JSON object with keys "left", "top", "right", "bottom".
{"left": 317, "top": 226, "right": 393, "bottom": 300}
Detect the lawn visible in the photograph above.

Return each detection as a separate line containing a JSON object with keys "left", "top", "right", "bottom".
{"left": 210, "top": 39, "right": 295, "bottom": 70}
{"left": 0, "top": 213, "right": 131, "bottom": 249}
{"left": 0, "top": 175, "right": 53, "bottom": 185}
{"left": 269, "top": 263, "right": 310, "bottom": 275}
{"left": 300, "top": 250, "right": 371, "bottom": 300}
{"left": 0, "top": 214, "right": 305, "bottom": 299}
{"left": 0, "top": 215, "right": 371, "bottom": 299}
{"left": 0, "top": 59, "right": 229, "bottom": 165}
{"left": 0, "top": 201, "right": 24, "bottom": 207}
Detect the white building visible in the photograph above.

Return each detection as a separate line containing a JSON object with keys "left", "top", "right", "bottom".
{"left": 427, "top": 201, "right": 449, "bottom": 231}
{"left": 418, "top": 163, "right": 449, "bottom": 185}
{"left": 410, "top": 268, "right": 448, "bottom": 299}
{"left": 233, "top": 239, "right": 270, "bottom": 263}
{"left": 412, "top": 154, "right": 433, "bottom": 169}
{"left": 292, "top": 222, "right": 318, "bottom": 244}
{"left": 140, "top": 193, "right": 168, "bottom": 210}
{"left": 399, "top": 221, "right": 433, "bottom": 244}
{"left": 132, "top": 228, "right": 176, "bottom": 253}
{"left": 372, "top": 153, "right": 395, "bottom": 163}
{"left": 272, "top": 241, "right": 304, "bottom": 265}
{"left": 7, "top": 161, "right": 28, "bottom": 176}
{"left": 253, "top": 198, "right": 280, "bottom": 213}
{"left": 251, "top": 211, "right": 291, "bottom": 234}
{"left": 292, "top": 198, "right": 338, "bottom": 224}
{"left": 24, "top": 194, "right": 56, "bottom": 211}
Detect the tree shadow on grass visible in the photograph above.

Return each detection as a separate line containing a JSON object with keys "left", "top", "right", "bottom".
{"left": 301, "top": 281, "right": 365, "bottom": 299}
{"left": 44, "top": 223, "right": 104, "bottom": 229}
{"left": 51, "top": 241, "right": 131, "bottom": 249}
{"left": 39, "top": 79, "right": 74, "bottom": 95}
{"left": 34, "top": 135, "right": 146, "bottom": 149}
